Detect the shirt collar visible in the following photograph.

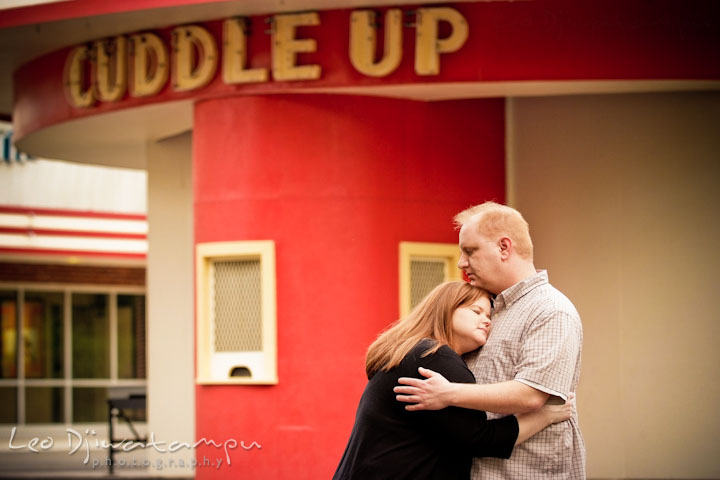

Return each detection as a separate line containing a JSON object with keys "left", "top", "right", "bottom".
{"left": 493, "top": 270, "right": 548, "bottom": 310}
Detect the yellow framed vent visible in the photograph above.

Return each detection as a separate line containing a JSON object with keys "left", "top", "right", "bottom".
{"left": 196, "top": 241, "right": 277, "bottom": 385}
{"left": 399, "top": 242, "right": 462, "bottom": 317}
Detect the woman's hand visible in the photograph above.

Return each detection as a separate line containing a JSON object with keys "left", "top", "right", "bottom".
{"left": 514, "top": 393, "right": 575, "bottom": 445}
{"left": 542, "top": 392, "right": 575, "bottom": 424}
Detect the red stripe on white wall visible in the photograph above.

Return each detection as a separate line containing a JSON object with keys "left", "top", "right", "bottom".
{"left": 0, "top": 206, "right": 148, "bottom": 257}
{"left": 0, "top": 247, "right": 145, "bottom": 259}
{"left": 0, "top": 205, "right": 146, "bottom": 220}
{"left": 0, "top": 226, "right": 147, "bottom": 240}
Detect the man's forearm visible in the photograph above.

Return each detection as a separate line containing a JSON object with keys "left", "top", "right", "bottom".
{"left": 445, "top": 380, "right": 550, "bottom": 414}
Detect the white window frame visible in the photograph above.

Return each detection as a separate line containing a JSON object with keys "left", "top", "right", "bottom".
{"left": 0, "top": 282, "right": 147, "bottom": 442}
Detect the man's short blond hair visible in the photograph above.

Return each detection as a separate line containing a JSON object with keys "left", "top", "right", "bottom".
{"left": 454, "top": 201, "right": 534, "bottom": 260}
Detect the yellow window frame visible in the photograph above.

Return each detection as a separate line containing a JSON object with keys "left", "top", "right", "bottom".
{"left": 399, "top": 242, "right": 462, "bottom": 318}
{"left": 195, "top": 240, "right": 277, "bottom": 385}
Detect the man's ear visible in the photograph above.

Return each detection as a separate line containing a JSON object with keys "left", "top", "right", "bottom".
{"left": 498, "top": 237, "right": 513, "bottom": 260}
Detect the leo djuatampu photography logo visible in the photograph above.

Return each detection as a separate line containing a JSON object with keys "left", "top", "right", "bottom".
{"left": 7, "top": 426, "right": 261, "bottom": 468}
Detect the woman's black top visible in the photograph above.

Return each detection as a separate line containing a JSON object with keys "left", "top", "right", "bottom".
{"left": 333, "top": 340, "right": 519, "bottom": 479}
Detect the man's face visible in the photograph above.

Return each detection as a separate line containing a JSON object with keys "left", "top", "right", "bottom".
{"left": 457, "top": 222, "right": 501, "bottom": 294}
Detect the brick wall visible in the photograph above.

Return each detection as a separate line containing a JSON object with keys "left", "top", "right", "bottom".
{"left": 0, "top": 262, "right": 145, "bottom": 285}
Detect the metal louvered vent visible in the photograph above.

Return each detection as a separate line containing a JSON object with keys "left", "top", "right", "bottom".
{"left": 409, "top": 258, "right": 446, "bottom": 309}
{"left": 211, "top": 260, "right": 262, "bottom": 352}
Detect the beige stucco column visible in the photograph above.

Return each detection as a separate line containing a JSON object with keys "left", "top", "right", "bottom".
{"left": 146, "top": 132, "right": 195, "bottom": 476}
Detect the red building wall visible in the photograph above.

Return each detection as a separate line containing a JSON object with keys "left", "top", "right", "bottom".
{"left": 192, "top": 94, "right": 505, "bottom": 479}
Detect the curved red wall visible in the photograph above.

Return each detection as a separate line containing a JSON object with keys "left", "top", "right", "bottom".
{"left": 193, "top": 94, "right": 505, "bottom": 479}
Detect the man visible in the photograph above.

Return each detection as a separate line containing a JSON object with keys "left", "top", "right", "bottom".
{"left": 394, "top": 201, "right": 585, "bottom": 479}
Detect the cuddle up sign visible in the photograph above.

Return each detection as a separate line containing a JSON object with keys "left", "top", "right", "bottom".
{"left": 63, "top": 7, "right": 469, "bottom": 108}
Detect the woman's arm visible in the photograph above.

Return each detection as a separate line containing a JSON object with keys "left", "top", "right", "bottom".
{"left": 418, "top": 383, "right": 573, "bottom": 453}
{"left": 514, "top": 397, "right": 573, "bottom": 445}
{"left": 403, "top": 350, "right": 573, "bottom": 455}
{"left": 411, "top": 348, "right": 520, "bottom": 459}
{"left": 395, "top": 367, "right": 550, "bottom": 414}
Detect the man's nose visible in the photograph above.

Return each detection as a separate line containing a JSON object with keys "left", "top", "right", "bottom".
{"left": 457, "top": 255, "right": 468, "bottom": 269}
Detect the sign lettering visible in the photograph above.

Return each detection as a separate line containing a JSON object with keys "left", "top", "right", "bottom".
{"left": 63, "top": 8, "right": 469, "bottom": 108}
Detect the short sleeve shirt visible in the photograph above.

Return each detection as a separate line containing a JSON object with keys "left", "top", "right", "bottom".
{"left": 464, "top": 271, "right": 586, "bottom": 480}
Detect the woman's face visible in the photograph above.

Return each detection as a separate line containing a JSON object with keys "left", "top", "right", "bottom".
{"left": 451, "top": 295, "right": 492, "bottom": 355}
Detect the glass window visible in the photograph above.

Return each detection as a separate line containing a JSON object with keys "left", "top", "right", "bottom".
{"left": 24, "top": 292, "right": 64, "bottom": 379}
{"left": 1, "top": 290, "right": 17, "bottom": 379}
{"left": 0, "top": 288, "right": 145, "bottom": 426}
{"left": 73, "top": 387, "right": 107, "bottom": 423}
{"left": 0, "top": 387, "right": 17, "bottom": 423}
{"left": 72, "top": 293, "right": 109, "bottom": 379}
{"left": 117, "top": 295, "right": 146, "bottom": 379}
{"left": 25, "top": 387, "right": 64, "bottom": 424}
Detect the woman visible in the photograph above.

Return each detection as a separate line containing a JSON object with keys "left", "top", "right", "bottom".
{"left": 333, "top": 281, "right": 571, "bottom": 480}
